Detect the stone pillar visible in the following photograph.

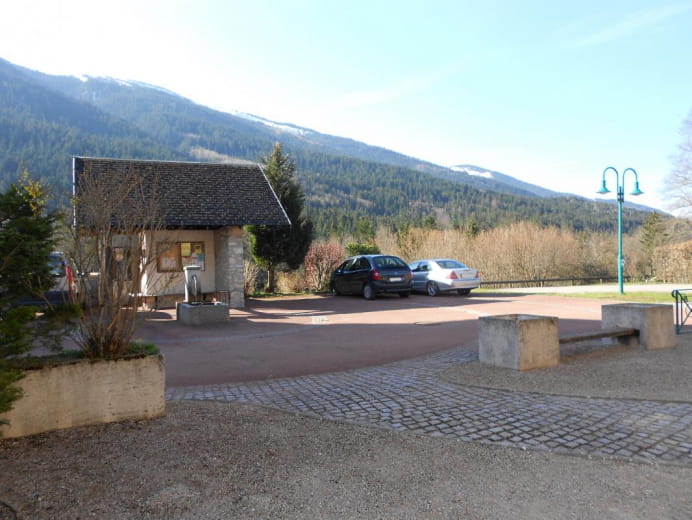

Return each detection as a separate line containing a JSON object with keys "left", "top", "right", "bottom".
{"left": 479, "top": 314, "right": 559, "bottom": 371}
{"left": 214, "top": 226, "right": 245, "bottom": 308}
{"left": 601, "top": 303, "right": 675, "bottom": 350}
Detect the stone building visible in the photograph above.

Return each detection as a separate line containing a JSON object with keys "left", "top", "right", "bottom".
{"left": 72, "top": 157, "right": 289, "bottom": 308}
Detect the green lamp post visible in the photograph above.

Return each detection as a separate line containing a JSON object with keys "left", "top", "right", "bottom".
{"left": 596, "top": 166, "right": 643, "bottom": 294}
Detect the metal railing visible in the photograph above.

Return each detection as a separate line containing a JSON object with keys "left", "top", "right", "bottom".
{"left": 672, "top": 289, "right": 692, "bottom": 335}
{"left": 480, "top": 276, "right": 628, "bottom": 289}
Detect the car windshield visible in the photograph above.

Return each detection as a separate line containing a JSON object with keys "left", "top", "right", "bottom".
{"left": 436, "top": 260, "right": 467, "bottom": 269}
{"left": 48, "top": 254, "right": 66, "bottom": 277}
{"left": 373, "top": 256, "right": 407, "bottom": 269}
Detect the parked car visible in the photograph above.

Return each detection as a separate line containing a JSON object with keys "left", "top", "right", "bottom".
{"left": 11, "top": 252, "right": 76, "bottom": 306}
{"left": 330, "top": 254, "right": 413, "bottom": 300}
{"left": 46, "top": 251, "right": 77, "bottom": 303}
{"left": 409, "top": 259, "right": 480, "bottom": 296}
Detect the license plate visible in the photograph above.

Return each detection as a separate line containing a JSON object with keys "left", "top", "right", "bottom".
{"left": 389, "top": 277, "right": 402, "bottom": 282}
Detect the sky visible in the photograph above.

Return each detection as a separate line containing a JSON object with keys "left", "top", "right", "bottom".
{"left": 1, "top": 0, "right": 690, "bottom": 213}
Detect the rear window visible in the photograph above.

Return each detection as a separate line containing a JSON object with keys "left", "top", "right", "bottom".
{"left": 436, "top": 260, "right": 467, "bottom": 269}
{"left": 373, "top": 256, "right": 408, "bottom": 269}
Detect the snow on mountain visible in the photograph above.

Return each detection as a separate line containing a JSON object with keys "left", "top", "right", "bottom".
{"left": 450, "top": 165, "right": 494, "bottom": 179}
{"left": 449, "top": 164, "right": 560, "bottom": 198}
{"left": 231, "top": 111, "right": 311, "bottom": 137}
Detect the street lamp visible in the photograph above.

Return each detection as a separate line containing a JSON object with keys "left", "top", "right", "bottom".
{"left": 596, "top": 166, "right": 643, "bottom": 294}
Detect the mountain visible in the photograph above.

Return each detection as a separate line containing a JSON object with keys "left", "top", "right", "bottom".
{"left": 448, "top": 165, "right": 562, "bottom": 198}
{"left": 16, "top": 61, "right": 558, "bottom": 198}
{"left": 0, "top": 57, "right": 655, "bottom": 235}
{"left": 0, "top": 59, "right": 186, "bottom": 194}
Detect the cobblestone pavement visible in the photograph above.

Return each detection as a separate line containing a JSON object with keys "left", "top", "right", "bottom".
{"left": 167, "top": 347, "right": 692, "bottom": 466}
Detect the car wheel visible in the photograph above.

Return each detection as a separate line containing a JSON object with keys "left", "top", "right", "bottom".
{"left": 399, "top": 291, "right": 410, "bottom": 298}
{"left": 363, "top": 283, "right": 376, "bottom": 300}
{"left": 330, "top": 283, "right": 341, "bottom": 296}
{"left": 457, "top": 289, "right": 471, "bottom": 296}
{"left": 426, "top": 282, "right": 440, "bottom": 296}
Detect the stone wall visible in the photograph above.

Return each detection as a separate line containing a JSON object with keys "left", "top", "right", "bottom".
{"left": 214, "top": 226, "right": 245, "bottom": 308}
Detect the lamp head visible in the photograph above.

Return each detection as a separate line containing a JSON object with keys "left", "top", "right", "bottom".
{"left": 596, "top": 179, "right": 610, "bottom": 195}
{"left": 630, "top": 181, "right": 643, "bottom": 196}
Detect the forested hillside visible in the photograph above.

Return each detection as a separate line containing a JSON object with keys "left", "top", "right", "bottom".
{"left": 0, "top": 57, "right": 652, "bottom": 236}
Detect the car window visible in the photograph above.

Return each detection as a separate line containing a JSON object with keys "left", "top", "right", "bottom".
{"left": 341, "top": 259, "right": 356, "bottom": 271}
{"left": 410, "top": 262, "right": 420, "bottom": 271}
{"left": 437, "top": 260, "right": 466, "bottom": 269}
{"left": 354, "top": 257, "right": 370, "bottom": 270}
{"left": 374, "top": 256, "right": 407, "bottom": 269}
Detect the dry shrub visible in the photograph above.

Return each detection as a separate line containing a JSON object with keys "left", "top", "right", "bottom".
{"left": 369, "top": 221, "right": 658, "bottom": 283}
{"left": 72, "top": 163, "right": 166, "bottom": 358}
{"left": 577, "top": 232, "right": 617, "bottom": 278}
{"left": 373, "top": 222, "right": 596, "bottom": 282}
{"left": 653, "top": 240, "right": 692, "bottom": 282}
{"left": 243, "top": 259, "right": 261, "bottom": 296}
{"left": 374, "top": 227, "right": 469, "bottom": 263}
{"left": 304, "top": 240, "right": 345, "bottom": 292}
{"left": 465, "top": 222, "right": 582, "bottom": 281}
{"left": 276, "top": 269, "right": 306, "bottom": 293}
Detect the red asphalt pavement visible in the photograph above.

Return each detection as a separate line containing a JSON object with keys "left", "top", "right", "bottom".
{"left": 134, "top": 292, "right": 616, "bottom": 387}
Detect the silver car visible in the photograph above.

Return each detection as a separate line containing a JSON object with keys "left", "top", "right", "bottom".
{"left": 409, "top": 259, "right": 481, "bottom": 296}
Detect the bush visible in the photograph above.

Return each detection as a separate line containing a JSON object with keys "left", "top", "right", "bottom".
{"left": 243, "top": 259, "right": 262, "bottom": 296}
{"left": 653, "top": 240, "right": 692, "bottom": 282}
{"left": 305, "top": 241, "right": 345, "bottom": 292}
{"left": 276, "top": 270, "right": 307, "bottom": 293}
{"left": 346, "top": 242, "right": 380, "bottom": 256}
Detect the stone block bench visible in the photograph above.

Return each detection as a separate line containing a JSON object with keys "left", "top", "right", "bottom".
{"left": 558, "top": 327, "right": 638, "bottom": 346}
{"left": 479, "top": 303, "right": 675, "bottom": 371}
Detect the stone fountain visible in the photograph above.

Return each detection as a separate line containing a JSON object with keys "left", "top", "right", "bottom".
{"left": 176, "top": 265, "right": 229, "bottom": 325}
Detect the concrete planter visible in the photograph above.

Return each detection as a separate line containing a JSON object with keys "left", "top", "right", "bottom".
{"left": 0, "top": 355, "right": 166, "bottom": 439}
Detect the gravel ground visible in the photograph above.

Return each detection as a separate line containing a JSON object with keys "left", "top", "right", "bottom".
{"left": 443, "top": 338, "right": 692, "bottom": 402}
{"left": 2, "top": 400, "right": 691, "bottom": 520}
{"left": 1, "top": 336, "right": 691, "bottom": 519}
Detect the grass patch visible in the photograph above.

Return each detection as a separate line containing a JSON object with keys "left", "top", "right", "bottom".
{"left": 551, "top": 292, "right": 674, "bottom": 303}
{"left": 249, "top": 290, "right": 313, "bottom": 298}
{"left": 9, "top": 342, "right": 160, "bottom": 369}
{"left": 126, "top": 342, "right": 159, "bottom": 356}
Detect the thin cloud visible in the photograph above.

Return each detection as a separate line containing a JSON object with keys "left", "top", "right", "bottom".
{"left": 575, "top": 3, "right": 692, "bottom": 48}
{"left": 335, "top": 77, "right": 435, "bottom": 110}
{"left": 328, "top": 62, "right": 463, "bottom": 112}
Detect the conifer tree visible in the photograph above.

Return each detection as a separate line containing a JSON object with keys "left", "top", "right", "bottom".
{"left": 640, "top": 212, "right": 667, "bottom": 278}
{"left": 248, "top": 144, "right": 313, "bottom": 292}
{"left": 0, "top": 174, "right": 79, "bottom": 422}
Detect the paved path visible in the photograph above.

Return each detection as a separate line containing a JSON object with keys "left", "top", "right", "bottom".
{"left": 493, "top": 283, "right": 688, "bottom": 294}
{"left": 167, "top": 345, "right": 692, "bottom": 467}
{"left": 143, "top": 293, "right": 612, "bottom": 386}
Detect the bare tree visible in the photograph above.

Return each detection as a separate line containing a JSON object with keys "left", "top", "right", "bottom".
{"left": 70, "top": 164, "right": 168, "bottom": 358}
{"left": 665, "top": 112, "right": 692, "bottom": 216}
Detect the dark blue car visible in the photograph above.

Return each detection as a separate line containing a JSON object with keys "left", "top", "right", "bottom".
{"left": 330, "top": 254, "right": 413, "bottom": 300}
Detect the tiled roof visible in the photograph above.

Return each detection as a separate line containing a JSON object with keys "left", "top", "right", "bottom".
{"left": 73, "top": 157, "right": 290, "bottom": 229}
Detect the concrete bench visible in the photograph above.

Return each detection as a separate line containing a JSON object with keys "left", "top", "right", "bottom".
{"left": 479, "top": 314, "right": 560, "bottom": 371}
{"left": 601, "top": 303, "right": 675, "bottom": 350}
{"left": 558, "top": 327, "right": 638, "bottom": 345}
{"left": 479, "top": 303, "right": 675, "bottom": 371}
